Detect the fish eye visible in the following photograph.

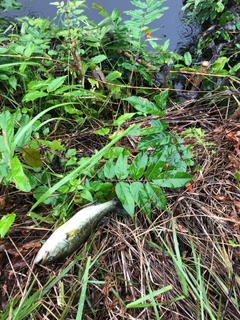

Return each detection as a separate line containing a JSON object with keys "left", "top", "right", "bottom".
{"left": 48, "top": 256, "right": 54, "bottom": 262}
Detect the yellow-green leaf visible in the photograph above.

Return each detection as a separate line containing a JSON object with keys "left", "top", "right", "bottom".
{"left": 22, "top": 148, "right": 43, "bottom": 168}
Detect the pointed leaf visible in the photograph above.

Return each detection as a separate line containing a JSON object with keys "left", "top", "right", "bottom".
{"left": 130, "top": 182, "right": 151, "bottom": 216}
{"left": 137, "top": 132, "right": 171, "bottom": 150}
{"left": 114, "top": 149, "right": 129, "bottom": 179}
{"left": 146, "top": 182, "right": 166, "bottom": 209}
{"left": 47, "top": 76, "right": 67, "bottom": 93}
{"left": 116, "top": 182, "right": 135, "bottom": 218}
{"left": 22, "top": 148, "right": 43, "bottom": 168}
{"left": 129, "top": 151, "right": 148, "bottom": 179}
{"left": 104, "top": 159, "right": 115, "bottom": 179}
{"left": 10, "top": 156, "right": 32, "bottom": 192}
{"left": 124, "top": 96, "right": 163, "bottom": 116}
{"left": 153, "top": 171, "right": 192, "bottom": 188}
{"left": 0, "top": 213, "right": 16, "bottom": 238}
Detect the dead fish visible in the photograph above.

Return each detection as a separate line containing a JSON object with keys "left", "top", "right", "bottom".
{"left": 34, "top": 197, "right": 126, "bottom": 264}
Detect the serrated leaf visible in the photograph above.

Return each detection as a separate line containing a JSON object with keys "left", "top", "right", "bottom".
{"left": 137, "top": 132, "right": 171, "bottom": 149}
{"left": 47, "top": 76, "right": 67, "bottom": 93}
{"left": 146, "top": 182, "right": 166, "bottom": 209}
{"left": 0, "top": 213, "right": 16, "bottom": 238}
{"left": 129, "top": 151, "right": 148, "bottom": 179}
{"left": 153, "top": 171, "right": 192, "bottom": 188}
{"left": 10, "top": 156, "right": 32, "bottom": 192}
{"left": 124, "top": 96, "right": 162, "bottom": 116}
{"left": 22, "top": 148, "right": 43, "bottom": 168}
{"left": 104, "top": 159, "right": 115, "bottom": 179}
{"left": 116, "top": 182, "right": 135, "bottom": 218}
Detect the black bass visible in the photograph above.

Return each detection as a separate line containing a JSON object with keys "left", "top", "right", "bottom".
{"left": 34, "top": 197, "right": 126, "bottom": 264}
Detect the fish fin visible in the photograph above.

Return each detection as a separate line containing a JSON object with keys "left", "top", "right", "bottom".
{"left": 66, "top": 229, "right": 79, "bottom": 239}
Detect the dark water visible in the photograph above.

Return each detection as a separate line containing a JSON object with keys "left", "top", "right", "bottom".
{"left": 0, "top": 0, "right": 199, "bottom": 53}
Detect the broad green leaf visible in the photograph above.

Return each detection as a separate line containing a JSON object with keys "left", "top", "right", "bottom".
{"left": 9, "top": 75, "right": 17, "bottom": 89}
{"left": 116, "top": 182, "right": 135, "bottom": 218}
{"left": 146, "top": 182, "right": 166, "bottom": 209}
{"left": 50, "top": 140, "right": 65, "bottom": 151}
{"left": 145, "top": 152, "right": 165, "bottom": 180}
{"left": 104, "top": 147, "right": 129, "bottom": 159}
{"left": 124, "top": 96, "right": 162, "bottom": 116}
{"left": 0, "top": 213, "right": 16, "bottom": 238}
{"left": 114, "top": 149, "right": 129, "bottom": 179}
{"left": 81, "top": 189, "right": 93, "bottom": 202}
{"left": 47, "top": 76, "right": 67, "bottom": 93}
{"left": 235, "top": 171, "right": 240, "bottom": 181}
{"left": 211, "top": 57, "right": 229, "bottom": 73}
{"left": 105, "top": 71, "right": 122, "bottom": 81}
{"left": 153, "top": 171, "right": 192, "bottom": 188}
{"left": 113, "top": 113, "right": 136, "bottom": 126}
{"left": 10, "top": 156, "right": 32, "bottom": 192}
{"left": 184, "top": 52, "right": 192, "bottom": 66}
{"left": 130, "top": 182, "right": 151, "bottom": 215}
{"left": 129, "top": 151, "right": 148, "bottom": 179}
{"left": 93, "top": 128, "right": 110, "bottom": 135}
{"left": 154, "top": 90, "right": 169, "bottom": 110}
{"left": 137, "top": 132, "right": 171, "bottom": 149}
{"left": 104, "top": 159, "right": 115, "bottom": 179}
{"left": 15, "top": 124, "right": 32, "bottom": 147}
{"left": 89, "top": 55, "right": 107, "bottom": 64}
{"left": 23, "top": 91, "right": 48, "bottom": 102}
{"left": 0, "top": 111, "right": 14, "bottom": 160}
{"left": 22, "top": 148, "right": 43, "bottom": 168}
{"left": 24, "top": 42, "right": 34, "bottom": 58}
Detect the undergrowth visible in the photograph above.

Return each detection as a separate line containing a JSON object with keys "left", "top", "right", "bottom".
{"left": 0, "top": 0, "right": 240, "bottom": 319}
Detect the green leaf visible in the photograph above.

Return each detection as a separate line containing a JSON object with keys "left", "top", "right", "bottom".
{"left": 105, "top": 71, "right": 122, "bottom": 81}
{"left": 93, "top": 128, "right": 110, "bottom": 135}
{"left": 114, "top": 149, "right": 129, "bottom": 179}
{"left": 0, "top": 111, "right": 14, "bottom": 160}
{"left": 113, "top": 113, "right": 136, "bottom": 126}
{"left": 211, "top": 57, "right": 229, "bottom": 73}
{"left": 137, "top": 132, "right": 171, "bottom": 149}
{"left": 23, "top": 91, "right": 48, "bottom": 102}
{"left": 0, "top": 213, "right": 16, "bottom": 238}
{"left": 154, "top": 90, "right": 169, "bottom": 110}
{"left": 125, "top": 96, "right": 163, "bottom": 116}
{"left": 47, "top": 76, "right": 67, "bottom": 93}
{"left": 104, "top": 147, "right": 129, "bottom": 159}
{"left": 130, "top": 182, "right": 151, "bottom": 215}
{"left": 146, "top": 182, "right": 166, "bottom": 209}
{"left": 24, "top": 42, "right": 34, "bottom": 58}
{"left": 235, "top": 171, "right": 240, "bottom": 181}
{"left": 104, "top": 159, "right": 115, "bottom": 179}
{"left": 92, "top": 3, "right": 110, "bottom": 17}
{"left": 129, "top": 151, "right": 148, "bottom": 179}
{"left": 184, "top": 52, "right": 192, "bottom": 66}
{"left": 10, "top": 156, "right": 32, "bottom": 192}
{"left": 22, "top": 148, "right": 43, "bottom": 168}
{"left": 145, "top": 152, "right": 165, "bottom": 180}
{"left": 88, "top": 55, "right": 107, "bottom": 64}
{"left": 116, "top": 182, "right": 135, "bottom": 218}
{"left": 153, "top": 171, "right": 192, "bottom": 188}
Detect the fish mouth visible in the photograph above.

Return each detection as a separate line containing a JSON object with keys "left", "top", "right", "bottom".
{"left": 34, "top": 249, "right": 49, "bottom": 264}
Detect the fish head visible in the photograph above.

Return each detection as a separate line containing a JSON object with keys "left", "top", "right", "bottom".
{"left": 34, "top": 231, "right": 69, "bottom": 264}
